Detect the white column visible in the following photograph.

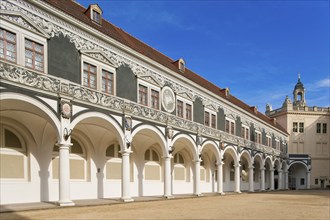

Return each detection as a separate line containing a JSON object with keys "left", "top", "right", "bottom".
{"left": 121, "top": 151, "right": 133, "bottom": 202}
{"left": 307, "top": 171, "right": 311, "bottom": 189}
{"left": 194, "top": 160, "right": 201, "bottom": 196}
{"left": 57, "top": 143, "right": 74, "bottom": 206}
{"left": 163, "top": 156, "right": 173, "bottom": 198}
{"left": 248, "top": 166, "right": 254, "bottom": 192}
{"left": 217, "top": 161, "right": 224, "bottom": 195}
{"left": 270, "top": 169, "right": 275, "bottom": 190}
{"left": 260, "top": 167, "right": 265, "bottom": 191}
{"left": 284, "top": 171, "right": 289, "bottom": 190}
{"left": 234, "top": 164, "right": 241, "bottom": 193}
{"left": 278, "top": 171, "right": 283, "bottom": 190}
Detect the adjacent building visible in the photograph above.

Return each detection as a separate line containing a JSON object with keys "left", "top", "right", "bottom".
{"left": 0, "top": 0, "right": 289, "bottom": 205}
{"left": 266, "top": 76, "right": 330, "bottom": 189}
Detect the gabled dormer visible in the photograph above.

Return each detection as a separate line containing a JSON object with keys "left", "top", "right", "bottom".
{"left": 85, "top": 4, "right": 103, "bottom": 25}
{"left": 173, "top": 58, "right": 185, "bottom": 73}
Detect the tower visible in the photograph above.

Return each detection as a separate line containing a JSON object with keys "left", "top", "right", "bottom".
{"left": 293, "top": 74, "right": 306, "bottom": 108}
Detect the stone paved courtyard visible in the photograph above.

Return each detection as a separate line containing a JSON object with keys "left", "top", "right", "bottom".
{"left": 1, "top": 190, "right": 329, "bottom": 219}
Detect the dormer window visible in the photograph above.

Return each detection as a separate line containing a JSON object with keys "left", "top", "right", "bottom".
{"left": 173, "top": 58, "right": 185, "bottom": 73}
{"left": 85, "top": 4, "right": 103, "bottom": 25}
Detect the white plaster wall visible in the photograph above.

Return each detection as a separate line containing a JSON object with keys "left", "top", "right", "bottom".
{"left": 172, "top": 181, "right": 193, "bottom": 195}
{"left": 143, "top": 181, "right": 163, "bottom": 196}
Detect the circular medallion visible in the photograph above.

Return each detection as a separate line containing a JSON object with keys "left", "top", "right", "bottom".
{"left": 162, "top": 86, "right": 175, "bottom": 113}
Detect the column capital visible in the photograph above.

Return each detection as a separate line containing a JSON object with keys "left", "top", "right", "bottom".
{"left": 260, "top": 167, "right": 265, "bottom": 171}
{"left": 193, "top": 159, "right": 202, "bottom": 163}
{"left": 56, "top": 142, "right": 73, "bottom": 150}
{"left": 234, "top": 164, "right": 241, "bottom": 168}
{"left": 216, "top": 161, "right": 224, "bottom": 166}
{"left": 248, "top": 166, "right": 254, "bottom": 170}
{"left": 120, "top": 150, "right": 133, "bottom": 156}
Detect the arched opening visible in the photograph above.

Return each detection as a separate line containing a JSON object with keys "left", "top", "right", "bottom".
{"left": 223, "top": 146, "right": 238, "bottom": 192}
{"left": 288, "top": 162, "right": 308, "bottom": 190}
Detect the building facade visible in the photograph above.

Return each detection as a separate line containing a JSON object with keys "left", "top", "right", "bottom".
{"left": 266, "top": 76, "right": 330, "bottom": 189}
{"left": 1, "top": 0, "right": 289, "bottom": 206}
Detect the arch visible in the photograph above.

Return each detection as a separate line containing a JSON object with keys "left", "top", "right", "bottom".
{"left": 200, "top": 140, "right": 220, "bottom": 162}
{"left": 131, "top": 124, "right": 167, "bottom": 156}
{"left": 223, "top": 145, "right": 239, "bottom": 165}
{"left": 0, "top": 93, "right": 60, "bottom": 137}
{"left": 71, "top": 111, "right": 124, "bottom": 149}
{"left": 172, "top": 133, "right": 198, "bottom": 161}
{"left": 273, "top": 158, "right": 282, "bottom": 170}
{"left": 264, "top": 156, "right": 273, "bottom": 168}
{"left": 288, "top": 161, "right": 309, "bottom": 170}
{"left": 239, "top": 150, "right": 253, "bottom": 167}
{"left": 253, "top": 153, "right": 264, "bottom": 167}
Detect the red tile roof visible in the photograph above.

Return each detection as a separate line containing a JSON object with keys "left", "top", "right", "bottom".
{"left": 43, "top": 0, "right": 287, "bottom": 134}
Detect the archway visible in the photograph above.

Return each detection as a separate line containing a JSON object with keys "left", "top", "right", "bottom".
{"left": 223, "top": 146, "right": 239, "bottom": 192}
{"left": 288, "top": 162, "right": 308, "bottom": 190}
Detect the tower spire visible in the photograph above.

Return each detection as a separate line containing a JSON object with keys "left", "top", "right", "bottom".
{"left": 298, "top": 72, "right": 301, "bottom": 82}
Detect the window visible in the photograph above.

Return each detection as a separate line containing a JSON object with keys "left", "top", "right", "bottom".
{"left": 299, "top": 122, "right": 304, "bottom": 133}
{"left": 92, "top": 10, "right": 101, "bottom": 23}
{"left": 102, "top": 69, "right": 114, "bottom": 94}
{"left": 225, "top": 119, "right": 235, "bottom": 135}
{"left": 106, "top": 144, "right": 121, "bottom": 158}
{"left": 145, "top": 149, "right": 159, "bottom": 162}
{"left": 315, "top": 179, "right": 319, "bottom": 185}
{"left": 25, "top": 39, "right": 44, "bottom": 72}
{"left": 204, "top": 111, "right": 210, "bottom": 127}
{"left": 138, "top": 81, "right": 160, "bottom": 109}
{"left": 176, "top": 97, "right": 193, "bottom": 121}
{"left": 256, "top": 132, "right": 262, "bottom": 144}
{"left": 322, "top": 123, "right": 327, "bottom": 134}
{"left": 275, "top": 140, "right": 280, "bottom": 150}
{"left": 0, "top": 126, "right": 27, "bottom": 179}
{"left": 241, "top": 126, "right": 250, "bottom": 140}
{"left": 83, "top": 62, "right": 97, "bottom": 89}
{"left": 293, "top": 122, "right": 298, "bottom": 132}
{"left": 211, "top": 114, "right": 216, "bottom": 129}
{"left": 151, "top": 89, "right": 159, "bottom": 110}
{"left": 177, "top": 100, "right": 184, "bottom": 118}
{"left": 0, "top": 28, "right": 16, "bottom": 63}
{"left": 173, "top": 153, "right": 185, "bottom": 181}
{"left": 205, "top": 110, "right": 216, "bottom": 128}
{"left": 144, "top": 148, "right": 160, "bottom": 180}
{"left": 1, "top": 21, "right": 47, "bottom": 73}
{"left": 174, "top": 153, "right": 185, "bottom": 164}
{"left": 317, "top": 123, "right": 321, "bottom": 133}
{"left": 300, "top": 178, "right": 305, "bottom": 185}
{"left": 266, "top": 136, "right": 272, "bottom": 148}
{"left": 186, "top": 103, "right": 192, "bottom": 120}
{"left": 138, "top": 84, "right": 148, "bottom": 106}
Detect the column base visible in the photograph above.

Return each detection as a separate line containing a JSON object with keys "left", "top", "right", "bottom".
{"left": 218, "top": 192, "right": 226, "bottom": 196}
{"left": 235, "top": 191, "right": 242, "bottom": 194}
{"left": 163, "top": 195, "right": 174, "bottom": 199}
{"left": 121, "top": 197, "right": 134, "bottom": 202}
{"left": 57, "top": 201, "right": 75, "bottom": 207}
{"left": 248, "top": 190, "right": 254, "bottom": 193}
{"left": 195, "top": 193, "right": 203, "bottom": 197}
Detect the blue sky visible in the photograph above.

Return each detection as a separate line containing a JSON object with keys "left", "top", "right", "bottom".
{"left": 77, "top": 0, "right": 329, "bottom": 113}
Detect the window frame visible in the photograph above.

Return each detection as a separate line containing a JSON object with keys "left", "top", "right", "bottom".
{"left": 81, "top": 55, "right": 116, "bottom": 94}
{"left": 0, "top": 28, "right": 17, "bottom": 63}
{"left": 225, "top": 118, "right": 235, "bottom": 135}
{"left": 316, "top": 123, "right": 321, "bottom": 133}
{"left": 137, "top": 80, "right": 160, "bottom": 109}
{"left": 322, "top": 123, "right": 327, "bottom": 134}
{"left": 255, "top": 130, "right": 262, "bottom": 144}
{"left": 176, "top": 96, "right": 193, "bottom": 121}
{"left": 204, "top": 108, "right": 217, "bottom": 129}
{"left": 0, "top": 20, "right": 48, "bottom": 74}
{"left": 241, "top": 124, "right": 250, "bottom": 140}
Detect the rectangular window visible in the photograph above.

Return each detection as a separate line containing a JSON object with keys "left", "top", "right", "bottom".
{"left": 138, "top": 85, "right": 148, "bottom": 106}
{"left": 225, "top": 120, "right": 230, "bottom": 133}
{"left": 83, "top": 62, "right": 97, "bottom": 89}
{"left": 186, "top": 103, "right": 192, "bottom": 121}
{"left": 177, "top": 100, "right": 183, "bottom": 118}
{"left": 211, "top": 114, "right": 216, "bottom": 129}
{"left": 151, "top": 89, "right": 159, "bottom": 110}
{"left": 101, "top": 69, "right": 113, "bottom": 94}
{"left": 300, "top": 178, "right": 305, "bottom": 185}
{"left": 317, "top": 123, "right": 321, "bottom": 133}
{"left": 25, "top": 38, "right": 44, "bottom": 71}
{"left": 92, "top": 10, "right": 101, "bottom": 23}
{"left": 230, "top": 121, "right": 235, "bottom": 135}
{"left": 293, "top": 122, "right": 298, "bottom": 132}
{"left": 315, "top": 179, "right": 318, "bottom": 185}
{"left": 256, "top": 133, "right": 261, "bottom": 144}
{"left": 322, "top": 123, "right": 327, "bottom": 134}
{"left": 299, "top": 122, "right": 304, "bottom": 133}
{"left": 0, "top": 28, "right": 16, "bottom": 63}
{"left": 204, "top": 111, "right": 210, "bottom": 127}
{"left": 241, "top": 126, "right": 249, "bottom": 140}
{"left": 267, "top": 137, "right": 271, "bottom": 147}
{"left": 245, "top": 128, "right": 249, "bottom": 140}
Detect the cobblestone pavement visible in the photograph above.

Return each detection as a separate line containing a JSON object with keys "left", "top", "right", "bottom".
{"left": 1, "top": 190, "right": 329, "bottom": 219}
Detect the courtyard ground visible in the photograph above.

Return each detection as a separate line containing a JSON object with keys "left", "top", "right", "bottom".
{"left": 1, "top": 190, "right": 329, "bottom": 219}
